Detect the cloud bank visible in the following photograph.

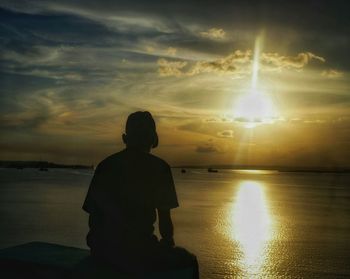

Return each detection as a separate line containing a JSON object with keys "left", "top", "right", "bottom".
{"left": 157, "top": 50, "right": 325, "bottom": 77}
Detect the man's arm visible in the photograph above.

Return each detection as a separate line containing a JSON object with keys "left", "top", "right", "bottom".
{"left": 157, "top": 208, "right": 175, "bottom": 247}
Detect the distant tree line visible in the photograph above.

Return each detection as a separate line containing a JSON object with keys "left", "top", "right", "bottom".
{"left": 0, "top": 161, "right": 94, "bottom": 169}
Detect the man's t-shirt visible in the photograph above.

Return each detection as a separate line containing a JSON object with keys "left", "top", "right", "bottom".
{"left": 82, "top": 148, "right": 178, "bottom": 251}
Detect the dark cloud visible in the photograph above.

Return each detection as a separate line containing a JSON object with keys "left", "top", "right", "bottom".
{"left": 1, "top": 1, "right": 348, "bottom": 30}
{"left": 196, "top": 142, "right": 219, "bottom": 153}
{"left": 1, "top": 1, "right": 349, "bottom": 47}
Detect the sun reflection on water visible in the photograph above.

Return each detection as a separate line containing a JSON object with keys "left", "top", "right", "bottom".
{"left": 231, "top": 181, "right": 274, "bottom": 277}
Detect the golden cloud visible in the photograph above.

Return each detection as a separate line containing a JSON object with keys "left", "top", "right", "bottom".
{"left": 166, "top": 47, "right": 177, "bottom": 56}
{"left": 157, "top": 58, "right": 187, "bottom": 77}
{"left": 189, "top": 50, "right": 251, "bottom": 75}
{"left": 261, "top": 52, "right": 325, "bottom": 70}
{"left": 157, "top": 50, "right": 326, "bottom": 77}
{"left": 321, "top": 69, "right": 344, "bottom": 78}
{"left": 157, "top": 50, "right": 251, "bottom": 77}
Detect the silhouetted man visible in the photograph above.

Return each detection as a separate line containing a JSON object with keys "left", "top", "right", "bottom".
{"left": 83, "top": 111, "right": 198, "bottom": 277}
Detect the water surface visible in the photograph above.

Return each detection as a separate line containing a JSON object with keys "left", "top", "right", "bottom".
{"left": 0, "top": 168, "right": 349, "bottom": 278}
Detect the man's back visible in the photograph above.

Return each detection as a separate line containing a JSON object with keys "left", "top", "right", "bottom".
{"left": 83, "top": 148, "right": 178, "bottom": 252}
{"left": 82, "top": 111, "right": 198, "bottom": 276}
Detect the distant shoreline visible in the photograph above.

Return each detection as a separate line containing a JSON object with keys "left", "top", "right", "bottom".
{"left": 0, "top": 161, "right": 94, "bottom": 170}
{"left": 1, "top": 161, "right": 349, "bottom": 173}
{"left": 174, "top": 165, "right": 350, "bottom": 174}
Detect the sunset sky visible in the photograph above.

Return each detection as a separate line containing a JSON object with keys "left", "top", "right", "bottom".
{"left": 0, "top": 0, "right": 349, "bottom": 168}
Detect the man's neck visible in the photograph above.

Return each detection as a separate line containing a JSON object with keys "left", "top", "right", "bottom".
{"left": 126, "top": 145, "right": 151, "bottom": 153}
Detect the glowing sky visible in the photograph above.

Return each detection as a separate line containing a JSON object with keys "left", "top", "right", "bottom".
{"left": 0, "top": 0, "right": 349, "bottom": 167}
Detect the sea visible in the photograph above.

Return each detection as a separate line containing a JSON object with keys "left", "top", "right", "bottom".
{"left": 0, "top": 168, "right": 349, "bottom": 278}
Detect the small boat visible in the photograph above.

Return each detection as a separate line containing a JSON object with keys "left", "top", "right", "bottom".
{"left": 208, "top": 168, "right": 218, "bottom": 173}
{"left": 39, "top": 167, "right": 49, "bottom": 171}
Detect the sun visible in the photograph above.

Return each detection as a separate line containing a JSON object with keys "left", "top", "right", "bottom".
{"left": 233, "top": 33, "right": 280, "bottom": 128}
{"left": 234, "top": 89, "right": 278, "bottom": 128}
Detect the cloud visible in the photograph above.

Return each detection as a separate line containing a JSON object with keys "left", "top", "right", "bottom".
{"left": 19, "top": 69, "right": 84, "bottom": 81}
{"left": 303, "top": 119, "right": 327, "bottom": 124}
{"left": 157, "top": 50, "right": 326, "bottom": 77}
{"left": 188, "top": 50, "right": 251, "bottom": 75}
{"left": 157, "top": 58, "right": 188, "bottom": 77}
{"left": 0, "top": 1, "right": 177, "bottom": 34}
{"left": 0, "top": 43, "right": 144, "bottom": 82}
{"left": 199, "top": 28, "right": 226, "bottom": 40}
{"left": 1, "top": 46, "right": 65, "bottom": 66}
{"left": 166, "top": 47, "right": 177, "bottom": 56}
{"left": 261, "top": 52, "right": 325, "bottom": 70}
{"left": 286, "top": 117, "right": 331, "bottom": 125}
{"left": 196, "top": 142, "right": 219, "bottom": 153}
{"left": 145, "top": 46, "right": 155, "bottom": 53}
{"left": 157, "top": 50, "right": 251, "bottom": 77}
{"left": 217, "top": 130, "right": 234, "bottom": 138}
{"left": 322, "top": 69, "right": 344, "bottom": 78}
{"left": 1, "top": 2, "right": 349, "bottom": 168}
{"left": 0, "top": 111, "right": 50, "bottom": 130}
{"left": 204, "top": 117, "right": 233, "bottom": 123}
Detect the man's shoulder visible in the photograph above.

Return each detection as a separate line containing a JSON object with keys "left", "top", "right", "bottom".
{"left": 96, "top": 150, "right": 125, "bottom": 169}
{"left": 96, "top": 150, "right": 170, "bottom": 169}
{"left": 146, "top": 153, "right": 170, "bottom": 169}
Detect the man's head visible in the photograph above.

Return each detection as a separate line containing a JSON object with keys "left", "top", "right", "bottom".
{"left": 122, "top": 111, "right": 158, "bottom": 152}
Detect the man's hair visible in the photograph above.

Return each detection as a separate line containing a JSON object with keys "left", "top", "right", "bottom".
{"left": 123, "top": 111, "right": 158, "bottom": 148}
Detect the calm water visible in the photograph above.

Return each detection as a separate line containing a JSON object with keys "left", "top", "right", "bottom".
{"left": 0, "top": 168, "right": 349, "bottom": 278}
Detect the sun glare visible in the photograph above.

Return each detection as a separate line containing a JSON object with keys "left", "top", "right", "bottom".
{"left": 233, "top": 33, "right": 280, "bottom": 128}
{"left": 234, "top": 90, "right": 278, "bottom": 128}
{"left": 230, "top": 181, "right": 274, "bottom": 276}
